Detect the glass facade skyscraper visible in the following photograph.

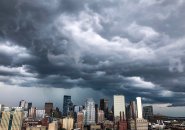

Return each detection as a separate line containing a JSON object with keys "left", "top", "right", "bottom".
{"left": 63, "top": 95, "right": 72, "bottom": 117}
{"left": 84, "top": 98, "right": 95, "bottom": 125}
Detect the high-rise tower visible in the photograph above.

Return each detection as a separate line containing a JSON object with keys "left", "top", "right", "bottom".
{"left": 113, "top": 95, "right": 126, "bottom": 121}
{"left": 84, "top": 98, "right": 95, "bottom": 125}
{"left": 63, "top": 95, "right": 72, "bottom": 117}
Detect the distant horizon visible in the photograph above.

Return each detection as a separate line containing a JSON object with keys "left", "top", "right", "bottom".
{"left": 1, "top": 86, "right": 185, "bottom": 117}
{"left": 0, "top": 0, "right": 185, "bottom": 118}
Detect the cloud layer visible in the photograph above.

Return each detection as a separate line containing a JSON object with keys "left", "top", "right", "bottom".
{"left": 0, "top": 0, "right": 185, "bottom": 106}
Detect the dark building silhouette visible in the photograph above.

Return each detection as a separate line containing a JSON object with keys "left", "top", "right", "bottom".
{"left": 100, "top": 99, "right": 108, "bottom": 118}
{"left": 143, "top": 106, "right": 153, "bottom": 121}
{"left": 95, "top": 104, "right": 98, "bottom": 123}
{"left": 45, "top": 102, "right": 53, "bottom": 116}
{"left": 63, "top": 95, "right": 72, "bottom": 117}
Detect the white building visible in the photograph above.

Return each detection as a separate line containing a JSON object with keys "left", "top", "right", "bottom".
{"left": 113, "top": 95, "right": 126, "bottom": 120}
{"left": 36, "top": 109, "right": 45, "bottom": 119}
{"left": 0, "top": 104, "right": 4, "bottom": 112}
{"left": 84, "top": 98, "right": 95, "bottom": 125}
{"left": 136, "top": 97, "right": 143, "bottom": 119}
{"left": 62, "top": 117, "right": 74, "bottom": 130}
{"left": 135, "top": 97, "right": 148, "bottom": 130}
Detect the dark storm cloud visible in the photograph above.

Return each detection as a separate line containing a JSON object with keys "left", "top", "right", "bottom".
{"left": 0, "top": 0, "right": 185, "bottom": 105}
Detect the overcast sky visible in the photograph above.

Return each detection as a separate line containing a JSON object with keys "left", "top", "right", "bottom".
{"left": 0, "top": 0, "right": 185, "bottom": 116}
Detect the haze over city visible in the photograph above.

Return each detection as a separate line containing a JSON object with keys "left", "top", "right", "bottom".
{"left": 0, "top": 0, "right": 185, "bottom": 117}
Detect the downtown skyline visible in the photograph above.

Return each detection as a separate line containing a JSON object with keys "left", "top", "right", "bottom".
{"left": 0, "top": 0, "right": 185, "bottom": 117}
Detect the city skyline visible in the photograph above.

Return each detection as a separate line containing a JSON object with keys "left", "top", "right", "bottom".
{"left": 0, "top": 0, "right": 185, "bottom": 117}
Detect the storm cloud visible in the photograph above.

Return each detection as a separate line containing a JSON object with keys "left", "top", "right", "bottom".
{"left": 0, "top": 0, "right": 185, "bottom": 106}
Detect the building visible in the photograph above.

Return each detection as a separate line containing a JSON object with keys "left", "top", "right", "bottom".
{"left": 26, "top": 126, "right": 46, "bottom": 130}
{"left": 11, "top": 108, "right": 24, "bottom": 130}
{"left": 84, "top": 98, "right": 95, "bottom": 125}
{"left": 27, "top": 102, "right": 32, "bottom": 115}
{"left": 97, "top": 110, "right": 104, "bottom": 124}
{"left": 45, "top": 102, "right": 53, "bottom": 116}
{"left": 100, "top": 99, "right": 108, "bottom": 118}
{"left": 36, "top": 109, "right": 45, "bottom": 119}
{"left": 118, "top": 112, "right": 127, "bottom": 130}
{"left": 113, "top": 95, "right": 126, "bottom": 122}
{"left": 76, "top": 112, "right": 84, "bottom": 130}
{"left": 74, "top": 106, "right": 83, "bottom": 113}
{"left": 19, "top": 100, "right": 27, "bottom": 108}
{"left": 0, "top": 104, "right": 4, "bottom": 112}
{"left": 0, "top": 109, "right": 11, "bottom": 130}
{"left": 48, "top": 121, "right": 58, "bottom": 130}
{"left": 128, "top": 119, "right": 136, "bottom": 130}
{"left": 95, "top": 104, "right": 98, "bottom": 124}
{"left": 136, "top": 97, "right": 143, "bottom": 119}
{"left": 63, "top": 95, "right": 72, "bottom": 117}
{"left": 62, "top": 117, "right": 74, "bottom": 130}
{"left": 29, "top": 107, "right": 36, "bottom": 118}
{"left": 130, "top": 101, "right": 136, "bottom": 119}
{"left": 135, "top": 97, "right": 148, "bottom": 130}
{"left": 143, "top": 106, "right": 153, "bottom": 121}
{"left": 74, "top": 105, "right": 83, "bottom": 122}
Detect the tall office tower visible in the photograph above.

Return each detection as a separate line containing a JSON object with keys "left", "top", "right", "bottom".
{"left": 130, "top": 101, "right": 136, "bottom": 119}
{"left": 63, "top": 95, "right": 72, "bottom": 117}
{"left": 100, "top": 99, "right": 108, "bottom": 118}
{"left": 97, "top": 110, "right": 104, "bottom": 124}
{"left": 135, "top": 97, "right": 148, "bottom": 130}
{"left": 27, "top": 102, "right": 32, "bottom": 116}
{"left": 48, "top": 121, "right": 58, "bottom": 130}
{"left": 11, "top": 108, "right": 24, "bottom": 130}
{"left": 62, "top": 117, "right": 74, "bottom": 130}
{"left": 19, "top": 100, "right": 27, "bottom": 108}
{"left": 127, "top": 101, "right": 137, "bottom": 130}
{"left": 45, "top": 102, "right": 53, "bottom": 116}
{"left": 0, "top": 109, "right": 11, "bottom": 130}
{"left": 77, "top": 112, "right": 84, "bottom": 130}
{"left": 28, "top": 103, "right": 32, "bottom": 110}
{"left": 143, "top": 106, "right": 153, "bottom": 121}
{"left": 29, "top": 107, "right": 36, "bottom": 118}
{"left": 95, "top": 104, "right": 98, "bottom": 123}
{"left": 114, "top": 95, "right": 126, "bottom": 122}
{"left": 136, "top": 97, "right": 142, "bottom": 119}
{"left": 84, "top": 98, "right": 95, "bottom": 125}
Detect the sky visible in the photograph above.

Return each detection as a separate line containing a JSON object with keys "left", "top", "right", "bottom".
{"left": 0, "top": 0, "right": 185, "bottom": 116}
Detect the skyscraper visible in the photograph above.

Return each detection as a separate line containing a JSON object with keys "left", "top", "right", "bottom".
{"left": 97, "top": 110, "right": 104, "bottom": 124}
{"left": 11, "top": 108, "right": 24, "bottom": 130}
{"left": 143, "top": 106, "right": 153, "bottom": 121}
{"left": 63, "top": 95, "right": 72, "bottom": 117}
{"left": 19, "top": 100, "right": 27, "bottom": 108}
{"left": 77, "top": 112, "right": 84, "bottom": 130}
{"left": 0, "top": 109, "right": 11, "bottom": 130}
{"left": 0, "top": 108, "right": 24, "bottom": 130}
{"left": 114, "top": 95, "right": 126, "bottom": 121}
{"left": 135, "top": 97, "right": 148, "bottom": 130}
{"left": 84, "top": 98, "right": 95, "bottom": 125}
{"left": 45, "top": 102, "right": 53, "bottom": 116}
{"left": 136, "top": 97, "right": 143, "bottom": 119}
{"left": 100, "top": 99, "right": 108, "bottom": 118}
